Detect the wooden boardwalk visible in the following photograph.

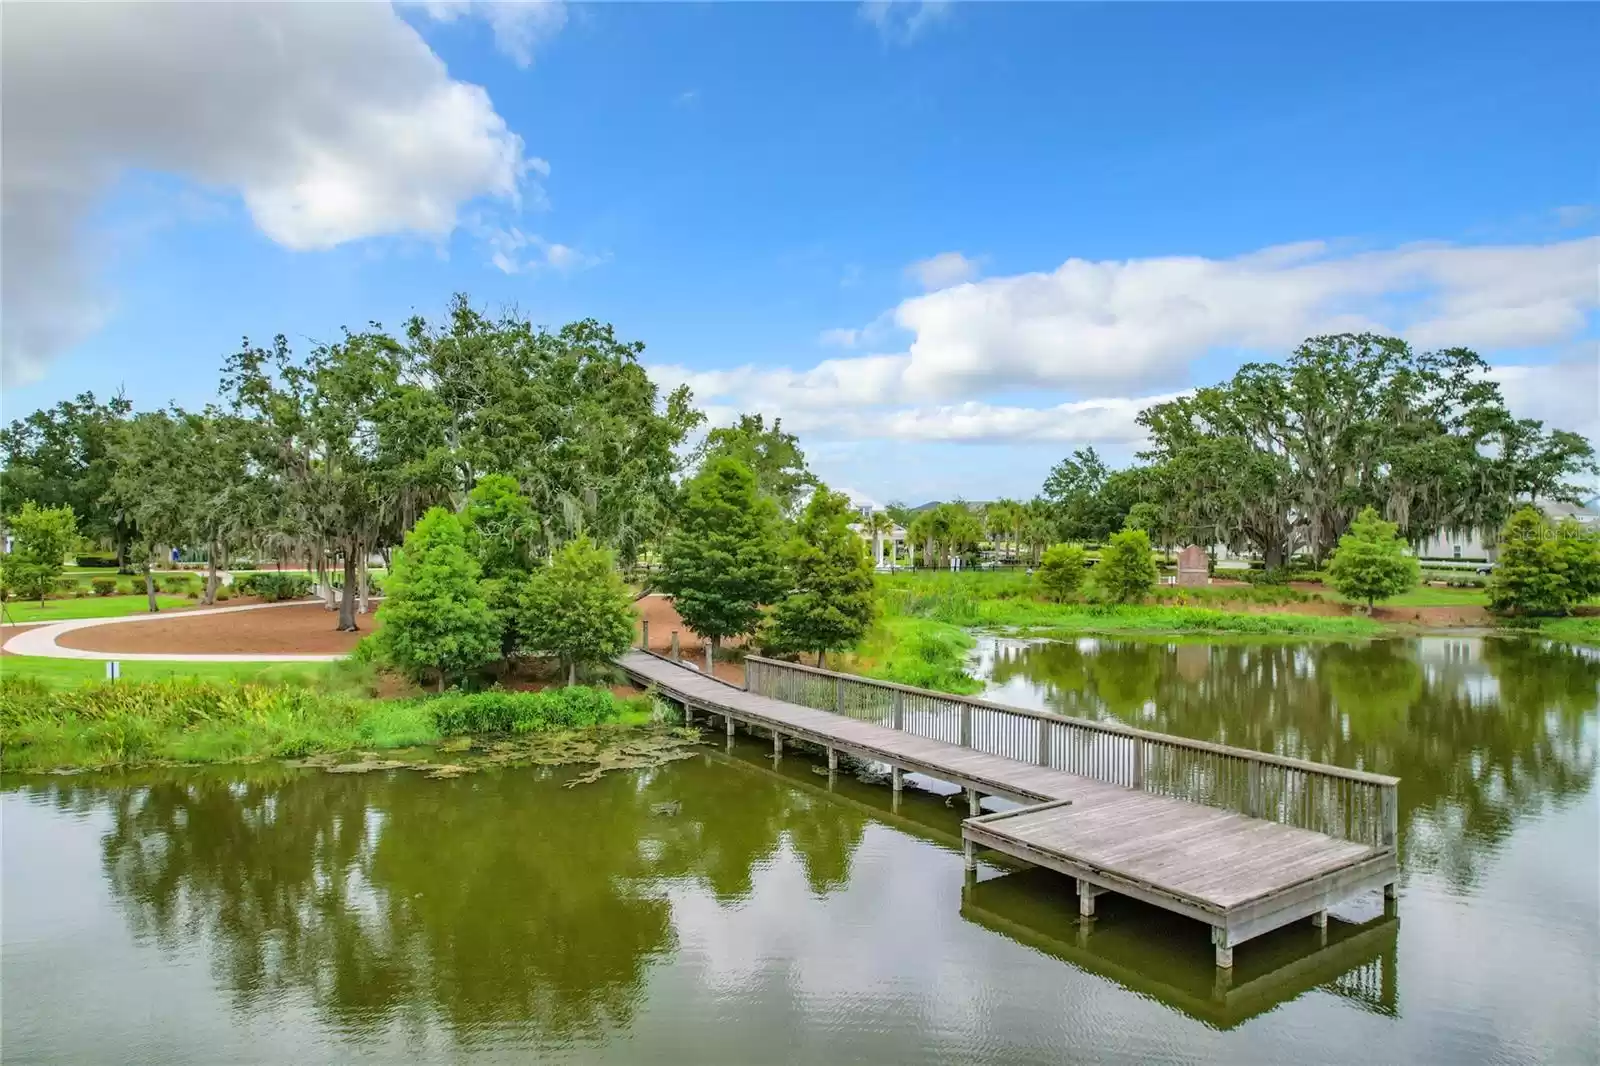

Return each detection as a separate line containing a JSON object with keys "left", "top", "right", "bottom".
{"left": 615, "top": 650, "right": 1399, "bottom": 968}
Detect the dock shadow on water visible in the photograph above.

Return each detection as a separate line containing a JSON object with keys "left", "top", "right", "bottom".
{"left": 2, "top": 634, "right": 1596, "bottom": 1063}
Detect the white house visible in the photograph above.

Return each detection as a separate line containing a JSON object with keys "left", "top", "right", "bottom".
{"left": 1416, "top": 500, "right": 1600, "bottom": 562}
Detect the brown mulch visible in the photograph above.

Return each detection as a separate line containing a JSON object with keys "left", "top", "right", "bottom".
{"left": 635, "top": 595, "right": 747, "bottom": 685}
{"left": 57, "top": 603, "right": 381, "bottom": 656}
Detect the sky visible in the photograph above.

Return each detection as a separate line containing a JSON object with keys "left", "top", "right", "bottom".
{"left": 2, "top": 1, "right": 1596, "bottom": 507}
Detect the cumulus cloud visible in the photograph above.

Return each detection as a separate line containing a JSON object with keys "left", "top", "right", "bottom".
{"left": 906, "top": 251, "right": 981, "bottom": 291}
{"left": 417, "top": 1, "right": 567, "bottom": 68}
{"left": 657, "top": 236, "right": 1598, "bottom": 449}
{"left": 1, "top": 2, "right": 542, "bottom": 384}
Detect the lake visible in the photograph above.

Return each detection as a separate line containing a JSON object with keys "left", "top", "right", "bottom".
{"left": 3, "top": 635, "right": 1596, "bottom": 1063}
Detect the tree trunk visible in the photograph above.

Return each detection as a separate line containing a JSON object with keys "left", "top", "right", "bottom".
{"left": 336, "top": 543, "right": 359, "bottom": 631}
{"left": 566, "top": 659, "right": 576, "bottom": 686}
{"left": 144, "top": 560, "right": 159, "bottom": 612}
{"left": 436, "top": 672, "right": 446, "bottom": 694}
{"left": 356, "top": 550, "right": 370, "bottom": 615}
{"left": 817, "top": 649, "right": 826, "bottom": 668}
{"left": 203, "top": 539, "right": 220, "bottom": 605}
{"left": 1264, "top": 542, "right": 1286, "bottom": 570}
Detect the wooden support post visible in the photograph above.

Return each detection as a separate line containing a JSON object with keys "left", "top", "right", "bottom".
{"left": 1383, "top": 881, "right": 1397, "bottom": 900}
{"left": 963, "top": 838, "right": 976, "bottom": 872}
{"left": 959, "top": 702, "right": 972, "bottom": 748}
{"left": 827, "top": 747, "right": 839, "bottom": 772}
{"left": 1310, "top": 909, "right": 1327, "bottom": 928}
{"left": 725, "top": 713, "right": 735, "bottom": 737}
{"left": 684, "top": 705, "right": 695, "bottom": 728}
{"left": 772, "top": 730, "right": 783, "bottom": 759}
{"left": 1037, "top": 717, "right": 1051, "bottom": 767}
{"left": 892, "top": 689, "right": 904, "bottom": 731}
{"left": 640, "top": 619, "right": 649, "bottom": 651}
{"left": 891, "top": 766, "right": 904, "bottom": 793}
{"left": 1078, "top": 880, "right": 1098, "bottom": 918}
{"left": 670, "top": 631, "right": 680, "bottom": 662}
{"left": 967, "top": 788, "right": 981, "bottom": 818}
{"left": 1212, "top": 927, "right": 1234, "bottom": 969}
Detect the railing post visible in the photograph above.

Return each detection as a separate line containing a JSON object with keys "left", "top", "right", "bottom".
{"left": 1037, "top": 717, "right": 1050, "bottom": 767}
{"left": 892, "top": 689, "right": 904, "bottom": 731}
{"left": 960, "top": 703, "right": 972, "bottom": 748}
{"left": 1381, "top": 784, "right": 1397, "bottom": 850}
{"left": 835, "top": 677, "right": 844, "bottom": 716}
{"left": 640, "top": 619, "right": 649, "bottom": 651}
{"left": 1247, "top": 762, "right": 1262, "bottom": 818}
{"left": 1130, "top": 738, "right": 1143, "bottom": 790}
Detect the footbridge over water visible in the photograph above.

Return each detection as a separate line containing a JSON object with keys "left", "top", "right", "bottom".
{"left": 614, "top": 649, "right": 1400, "bottom": 969}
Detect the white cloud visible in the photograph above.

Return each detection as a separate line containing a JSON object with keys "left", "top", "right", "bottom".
{"left": 906, "top": 251, "right": 981, "bottom": 291}
{"left": 819, "top": 328, "right": 864, "bottom": 348}
{"left": 1, "top": 2, "right": 544, "bottom": 384}
{"left": 483, "top": 225, "right": 605, "bottom": 274}
{"left": 878, "top": 237, "right": 1600, "bottom": 398}
{"left": 417, "top": 1, "right": 567, "bottom": 67}
{"left": 860, "top": 1, "right": 952, "bottom": 43}
{"left": 653, "top": 236, "right": 1599, "bottom": 450}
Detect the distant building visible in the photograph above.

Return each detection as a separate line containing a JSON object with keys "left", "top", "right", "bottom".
{"left": 1415, "top": 500, "right": 1600, "bottom": 562}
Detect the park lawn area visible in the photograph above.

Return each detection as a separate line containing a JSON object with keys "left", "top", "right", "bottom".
{"left": 1338, "top": 585, "right": 1489, "bottom": 608}
{"left": 0, "top": 655, "right": 341, "bottom": 690}
{"left": 0, "top": 594, "right": 195, "bottom": 624}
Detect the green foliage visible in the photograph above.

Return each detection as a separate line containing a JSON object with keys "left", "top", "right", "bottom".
{"left": 428, "top": 686, "right": 637, "bottom": 735}
{"left": 518, "top": 536, "right": 638, "bottom": 682}
{"left": 658, "top": 456, "right": 785, "bottom": 648}
{"left": 74, "top": 555, "right": 118, "bottom": 568}
{"left": 375, "top": 508, "right": 499, "bottom": 688}
{"left": 1036, "top": 543, "right": 1088, "bottom": 602}
{"left": 1099, "top": 528, "right": 1158, "bottom": 603}
{"left": 463, "top": 473, "right": 539, "bottom": 576}
{"left": 769, "top": 488, "right": 876, "bottom": 666}
{"left": 91, "top": 577, "right": 119, "bottom": 596}
{"left": 4, "top": 501, "right": 78, "bottom": 603}
{"left": 1489, "top": 507, "right": 1600, "bottom": 616}
{"left": 1, "top": 392, "right": 133, "bottom": 556}
{"left": 703, "top": 413, "right": 817, "bottom": 518}
{"left": 853, "top": 616, "right": 981, "bottom": 694}
{"left": 1326, "top": 506, "right": 1420, "bottom": 608}
{"left": 234, "top": 572, "right": 313, "bottom": 601}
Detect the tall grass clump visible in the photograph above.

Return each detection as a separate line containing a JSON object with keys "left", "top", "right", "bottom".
{"left": 851, "top": 615, "right": 981, "bottom": 694}
{"left": 428, "top": 686, "right": 647, "bottom": 736}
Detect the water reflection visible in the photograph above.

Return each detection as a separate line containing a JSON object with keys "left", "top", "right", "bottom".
{"left": 980, "top": 635, "right": 1599, "bottom": 890}
{"left": 13, "top": 751, "right": 874, "bottom": 1051}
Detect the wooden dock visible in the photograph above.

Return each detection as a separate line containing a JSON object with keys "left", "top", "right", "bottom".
{"left": 615, "top": 649, "right": 1399, "bottom": 968}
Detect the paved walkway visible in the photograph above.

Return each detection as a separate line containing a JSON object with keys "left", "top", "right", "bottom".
{"left": 1, "top": 600, "right": 348, "bottom": 662}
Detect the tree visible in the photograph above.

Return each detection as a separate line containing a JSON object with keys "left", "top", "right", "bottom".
{"left": 1036, "top": 543, "right": 1087, "bottom": 602}
{"left": 107, "top": 410, "right": 197, "bottom": 611}
{"left": 986, "top": 499, "right": 1025, "bottom": 561}
{"left": 703, "top": 413, "right": 817, "bottom": 519}
{"left": 1, "top": 392, "right": 134, "bottom": 564}
{"left": 1137, "top": 334, "right": 1591, "bottom": 567}
{"left": 769, "top": 489, "right": 876, "bottom": 667}
{"left": 1488, "top": 507, "right": 1600, "bottom": 617}
{"left": 1326, "top": 506, "right": 1420, "bottom": 609}
{"left": 658, "top": 457, "right": 785, "bottom": 662}
{"left": 1043, "top": 447, "right": 1111, "bottom": 541}
{"left": 2, "top": 502, "right": 76, "bottom": 605}
{"left": 375, "top": 508, "right": 499, "bottom": 690}
{"left": 1098, "top": 528, "right": 1157, "bottom": 603}
{"left": 519, "top": 536, "right": 638, "bottom": 685}
{"left": 462, "top": 474, "right": 540, "bottom": 657}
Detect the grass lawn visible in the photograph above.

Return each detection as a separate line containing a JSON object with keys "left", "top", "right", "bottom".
{"left": 0, "top": 594, "right": 196, "bottom": 624}
{"left": 0, "top": 655, "right": 340, "bottom": 690}
{"left": 1342, "top": 585, "right": 1489, "bottom": 608}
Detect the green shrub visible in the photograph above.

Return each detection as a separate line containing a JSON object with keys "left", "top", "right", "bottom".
{"left": 428, "top": 686, "right": 631, "bottom": 736}
{"left": 91, "top": 577, "right": 119, "bottom": 596}
{"left": 1036, "top": 544, "right": 1088, "bottom": 602}
{"left": 74, "top": 555, "right": 119, "bottom": 568}
{"left": 235, "top": 572, "right": 312, "bottom": 602}
{"left": 215, "top": 587, "right": 232, "bottom": 602}
{"left": 1099, "top": 529, "right": 1159, "bottom": 603}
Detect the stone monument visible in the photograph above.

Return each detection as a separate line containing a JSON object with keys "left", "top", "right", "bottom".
{"left": 1176, "top": 544, "right": 1209, "bottom": 587}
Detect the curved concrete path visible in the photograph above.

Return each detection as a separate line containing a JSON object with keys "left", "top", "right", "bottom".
{"left": 2, "top": 599, "right": 349, "bottom": 662}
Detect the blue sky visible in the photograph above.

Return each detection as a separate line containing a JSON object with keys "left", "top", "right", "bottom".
{"left": 3, "top": 2, "right": 1596, "bottom": 506}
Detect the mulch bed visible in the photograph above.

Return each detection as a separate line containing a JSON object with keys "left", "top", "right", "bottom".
{"left": 56, "top": 603, "right": 380, "bottom": 656}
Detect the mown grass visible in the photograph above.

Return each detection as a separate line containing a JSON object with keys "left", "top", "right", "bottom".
{"left": 0, "top": 675, "right": 653, "bottom": 773}
{"left": 1500, "top": 616, "right": 1600, "bottom": 647}
{"left": 0, "top": 594, "right": 194, "bottom": 624}
{"left": 0, "top": 655, "right": 343, "bottom": 690}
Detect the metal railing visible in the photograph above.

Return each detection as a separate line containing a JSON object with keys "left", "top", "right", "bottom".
{"left": 743, "top": 655, "right": 1398, "bottom": 849}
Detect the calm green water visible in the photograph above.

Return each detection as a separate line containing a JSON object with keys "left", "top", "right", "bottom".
{"left": 4, "top": 636, "right": 1596, "bottom": 1063}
